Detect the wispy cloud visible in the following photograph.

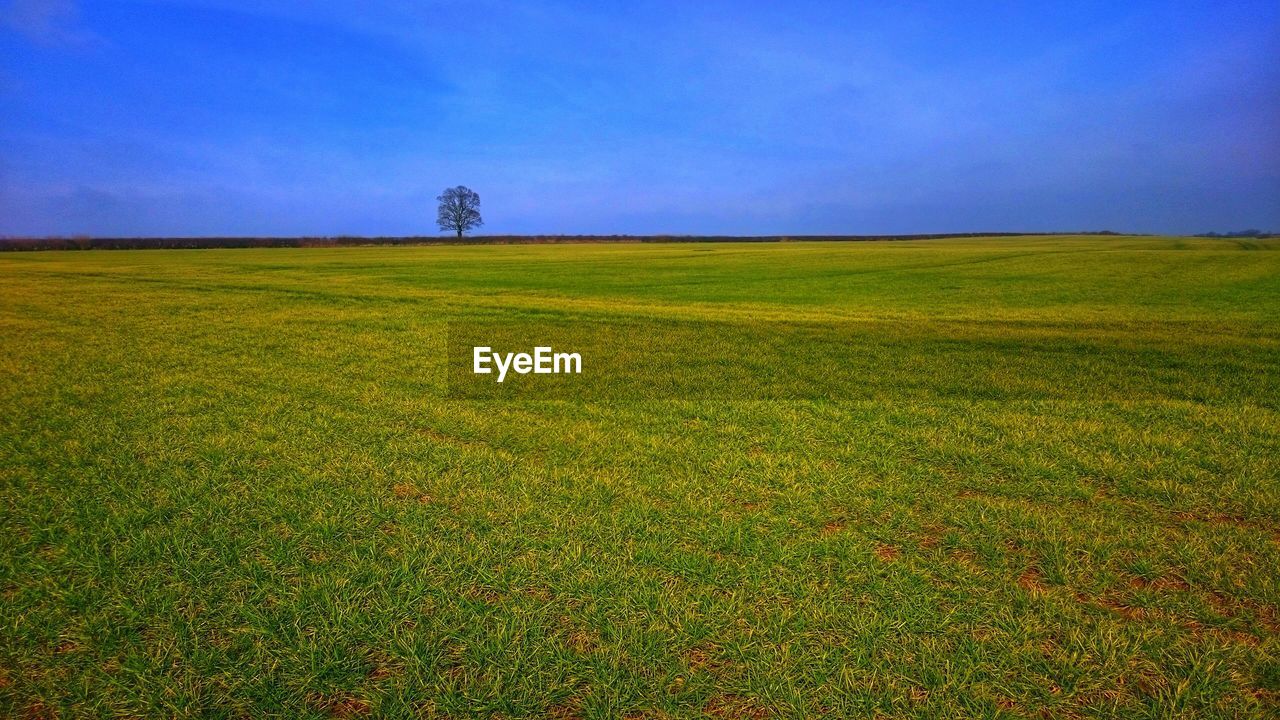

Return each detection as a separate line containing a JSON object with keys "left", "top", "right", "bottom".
{"left": 2, "top": 0, "right": 98, "bottom": 46}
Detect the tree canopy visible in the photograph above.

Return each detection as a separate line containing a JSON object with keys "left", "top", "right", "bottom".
{"left": 437, "top": 186, "right": 483, "bottom": 237}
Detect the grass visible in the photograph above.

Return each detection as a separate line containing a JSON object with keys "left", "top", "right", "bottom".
{"left": 1, "top": 235, "right": 1278, "bottom": 718}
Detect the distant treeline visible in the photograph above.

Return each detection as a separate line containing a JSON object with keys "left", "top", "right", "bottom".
{"left": 1195, "top": 229, "right": 1274, "bottom": 239}
{"left": 0, "top": 231, "right": 1128, "bottom": 251}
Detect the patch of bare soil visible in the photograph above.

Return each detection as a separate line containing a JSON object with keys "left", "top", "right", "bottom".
{"left": 309, "top": 693, "right": 371, "bottom": 718}
{"left": 875, "top": 543, "right": 901, "bottom": 561}
{"left": 704, "top": 694, "right": 769, "bottom": 719}
{"left": 1018, "top": 568, "right": 1049, "bottom": 594}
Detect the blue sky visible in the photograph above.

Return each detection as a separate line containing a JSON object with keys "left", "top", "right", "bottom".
{"left": 2, "top": 1, "right": 1277, "bottom": 236}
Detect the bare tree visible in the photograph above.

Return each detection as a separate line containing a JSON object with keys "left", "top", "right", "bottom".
{"left": 437, "top": 186, "right": 483, "bottom": 238}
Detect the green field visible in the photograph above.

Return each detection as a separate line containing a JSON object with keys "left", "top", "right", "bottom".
{"left": 2, "top": 236, "right": 1278, "bottom": 718}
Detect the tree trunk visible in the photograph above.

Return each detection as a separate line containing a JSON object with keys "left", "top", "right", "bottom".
{"left": 456, "top": 227, "right": 463, "bottom": 238}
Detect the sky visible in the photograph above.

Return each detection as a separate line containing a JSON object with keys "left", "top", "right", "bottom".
{"left": 1, "top": 1, "right": 1277, "bottom": 236}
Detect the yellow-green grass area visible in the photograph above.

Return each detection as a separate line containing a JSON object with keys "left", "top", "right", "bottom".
{"left": 1, "top": 236, "right": 1278, "bottom": 718}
